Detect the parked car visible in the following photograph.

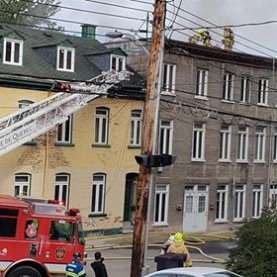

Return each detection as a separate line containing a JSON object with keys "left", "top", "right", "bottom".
{"left": 145, "top": 267, "right": 242, "bottom": 277}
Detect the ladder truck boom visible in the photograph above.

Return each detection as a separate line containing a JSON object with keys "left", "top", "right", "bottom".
{"left": 0, "top": 70, "right": 129, "bottom": 157}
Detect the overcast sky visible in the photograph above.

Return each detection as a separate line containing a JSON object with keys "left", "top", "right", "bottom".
{"left": 56, "top": 0, "right": 277, "bottom": 58}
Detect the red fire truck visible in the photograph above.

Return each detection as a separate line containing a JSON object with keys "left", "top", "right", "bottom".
{"left": 0, "top": 194, "right": 86, "bottom": 277}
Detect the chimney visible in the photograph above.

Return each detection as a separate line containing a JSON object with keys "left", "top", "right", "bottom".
{"left": 81, "top": 24, "right": 97, "bottom": 39}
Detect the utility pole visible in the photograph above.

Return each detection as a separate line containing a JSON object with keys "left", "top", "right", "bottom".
{"left": 130, "top": 1, "right": 165, "bottom": 277}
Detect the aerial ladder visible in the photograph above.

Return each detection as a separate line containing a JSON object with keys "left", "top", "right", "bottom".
{"left": 0, "top": 70, "right": 129, "bottom": 157}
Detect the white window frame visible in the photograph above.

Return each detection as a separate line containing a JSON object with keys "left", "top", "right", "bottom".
{"left": 91, "top": 173, "right": 106, "bottom": 214}
{"left": 14, "top": 173, "right": 31, "bottom": 197}
{"left": 269, "top": 184, "right": 277, "bottom": 209}
{"left": 153, "top": 184, "right": 169, "bottom": 225}
{"left": 254, "top": 126, "right": 266, "bottom": 162}
{"left": 162, "top": 63, "right": 176, "bottom": 95}
{"left": 57, "top": 46, "right": 75, "bottom": 72}
{"left": 195, "top": 69, "right": 208, "bottom": 99}
{"left": 94, "top": 107, "right": 109, "bottom": 145}
{"left": 110, "top": 54, "right": 126, "bottom": 72}
{"left": 223, "top": 73, "right": 234, "bottom": 101}
{"left": 3, "top": 38, "right": 23, "bottom": 65}
{"left": 159, "top": 120, "right": 173, "bottom": 154}
{"left": 129, "top": 109, "right": 142, "bottom": 147}
{"left": 215, "top": 184, "right": 228, "bottom": 222}
{"left": 236, "top": 126, "right": 248, "bottom": 162}
{"left": 54, "top": 174, "right": 70, "bottom": 207}
{"left": 234, "top": 184, "right": 246, "bottom": 222}
{"left": 56, "top": 115, "right": 73, "bottom": 144}
{"left": 258, "top": 78, "right": 269, "bottom": 106}
{"left": 219, "top": 125, "right": 231, "bottom": 161}
{"left": 240, "top": 76, "right": 251, "bottom": 103}
{"left": 252, "top": 184, "right": 263, "bottom": 218}
{"left": 192, "top": 123, "right": 205, "bottom": 161}
{"left": 273, "top": 127, "right": 277, "bottom": 162}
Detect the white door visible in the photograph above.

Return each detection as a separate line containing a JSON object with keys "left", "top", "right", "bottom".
{"left": 183, "top": 185, "right": 208, "bottom": 232}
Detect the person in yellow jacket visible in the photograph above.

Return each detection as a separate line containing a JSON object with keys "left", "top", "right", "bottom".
{"left": 166, "top": 232, "right": 192, "bottom": 267}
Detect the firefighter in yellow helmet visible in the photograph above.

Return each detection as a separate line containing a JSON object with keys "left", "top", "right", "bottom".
{"left": 222, "top": 27, "right": 234, "bottom": 50}
{"left": 166, "top": 232, "right": 192, "bottom": 267}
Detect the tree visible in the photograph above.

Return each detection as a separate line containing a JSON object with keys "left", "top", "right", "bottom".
{"left": 226, "top": 208, "right": 277, "bottom": 277}
{"left": 0, "top": 0, "right": 61, "bottom": 28}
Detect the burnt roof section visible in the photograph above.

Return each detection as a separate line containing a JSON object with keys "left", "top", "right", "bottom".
{"left": 166, "top": 39, "right": 277, "bottom": 69}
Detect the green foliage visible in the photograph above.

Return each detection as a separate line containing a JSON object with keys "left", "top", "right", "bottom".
{"left": 226, "top": 208, "right": 277, "bottom": 277}
{"left": 0, "top": 0, "right": 61, "bottom": 28}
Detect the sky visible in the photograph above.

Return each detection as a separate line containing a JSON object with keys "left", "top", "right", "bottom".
{"left": 55, "top": 0, "right": 277, "bottom": 58}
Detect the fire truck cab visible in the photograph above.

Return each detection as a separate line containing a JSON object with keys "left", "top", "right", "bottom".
{"left": 0, "top": 194, "right": 85, "bottom": 277}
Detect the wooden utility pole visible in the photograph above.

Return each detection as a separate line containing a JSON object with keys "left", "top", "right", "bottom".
{"left": 130, "top": 1, "right": 165, "bottom": 277}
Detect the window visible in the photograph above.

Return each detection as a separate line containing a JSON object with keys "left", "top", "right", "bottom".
{"left": 196, "top": 69, "right": 208, "bottom": 97}
{"left": 54, "top": 174, "right": 70, "bottom": 207}
{"left": 129, "top": 109, "right": 142, "bottom": 146}
{"left": 162, "top": 63, "right": 176, "bottom": 94}
{"left": 254, "top": 126, "right": 266, "bottom": 162}
{"left": 240, "top": 76, "right": 251, "bottom": 103}
{"left": 216, "top": 185, "right": 228, "bottom": 222}
{"left": 14, "top": 173, "right": 31, "bottom": 197}
{"left": 154, "top": 185, "right": 169, "bottom": 225}
{"left": 234, "top": 184, "right": 245, "bottom": 221}
{"left": 223, "top": 73, "right": 234, "bottom": 101}
{"left": 258, "top": 78, "right": 269, "bottom": 105}
{"left": 3, "top": 38, "right": 23, "bottom": 65}
{"left": 91, "top": 173, "right": 106, "bottom": 214}
{"left": 56, "top": 115, "right": 72, "bottom": 144}
{"left": 252, "top": 184, "right": 263, "bottom": 218}
{"left": 0, "top": 208, "right": 18, "bottom": 237}
{"left": 159, "top": 120, "right": 173, "bottom": 154}
{"left": 57, "top": 46, "right": 75, "bottom": 71}
{"left": 49, "top": 220, "right": 73, "bottom": 242}
{"left": 236, "top": 126, "right": 248, "bottom": 162}
{"left": 273, "top": 127, "right": 277, "bottom": 161}
{"left": 94, "top": 107, "right": 109, "bottom": 145}
{"left": 269, "top": 184, "right": 277, "bottom": 208}
{"left": 111, "top": 54, "right": 126, "bottom": 72}
{"left": 192, "top": 123, "right": 205, "bottom": 161}
{"left": 219, "top": 125, "right": 231, "bottom": 161}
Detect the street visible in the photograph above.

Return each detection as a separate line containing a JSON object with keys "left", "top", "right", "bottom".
{"left": 84, "top": 241, "right": 234, "bottom": 277}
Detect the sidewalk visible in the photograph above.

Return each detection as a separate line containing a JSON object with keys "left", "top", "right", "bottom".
{"left": 85, "top": 230, "right": 237, "bottom": 250}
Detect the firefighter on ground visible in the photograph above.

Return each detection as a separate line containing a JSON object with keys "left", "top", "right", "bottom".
{"left": 66, "top": 252, "right": 86, "bottom": 277}
{"left": 167, "top": 232, "right": 192, "bottom": 267}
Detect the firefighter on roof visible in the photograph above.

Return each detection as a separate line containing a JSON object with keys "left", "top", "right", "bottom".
{"left": 189, "top": 28, "right": 211, "bottom": 47}
{"left": 66, "top": 252, "right": 86, "bottom": 277}
{"left": 222, "top": 27, "right": 234, "bottom": 50}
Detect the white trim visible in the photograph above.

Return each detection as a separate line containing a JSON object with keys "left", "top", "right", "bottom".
{"left": 196, "top": 69, "right": 208, "bottom": 97}
{"left": 110, "top": 54, "right": 126, "bottom": 72}
{"left": 161, "top": 63, "right": 176, "bottom": 95}
{"left": 90, "top": 173, "right": 105, "bottom": 214}
{"left": 192, "top": 122, "right": 206, "bottom": 161}
{"left": 219, "top": 125, "right": 231, "bottom": 161}
{"left": 252, "top": 184, "right": 263, "bottom": 218}
{"left": 3, "top": 38, "right": 23, "bottom": 66}
{"left": 223, "top": 73, "right": 234, "bottom": 101}
{"left": 233, "top": 184, "right": 246, "bottom": 221}
{"left": 159, "top": 119, "right": 173, "bottom": 154}
{"left": 215, "top": 184, "right": 228, "bottom": 222}
{"left": 94, "top": 107, "right": 109, "bottom": 145}
{"left": 257, "top": 78, "right": 269, "bottom": 105}
{"left": 236, "top": 126, "right": 248, "bottom": 162}
{"left": 129, "top": 109, "right": 142, "bottom": 147}
{"left": 254, "top": 126, "right": 266, "bottom": 162}
{"left": 153, "top": 184, "right": 169, "bottom": 225}
{"left": 57, "top": 46, "right": 75, "bottom": 72}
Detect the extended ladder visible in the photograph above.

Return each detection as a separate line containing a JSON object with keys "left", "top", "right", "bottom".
{"left": 0, "top": 71, "right": 129, "bottom": 157}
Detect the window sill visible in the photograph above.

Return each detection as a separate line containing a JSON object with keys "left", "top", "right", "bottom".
{"left": 128, "top": 145, "right": 141, "bottom": 149}
{"left": 222, "top": 100, "right": 235, "bottom": 104}
{"left": 54, "top": 142, "right": 75, "bottom": 147}
{"left": 194, "top": 95, "right": 208, "bottom": 101}
{"left": 236, "top": 160, "right": 248, "bottom": 164}
{"left": 218, "top": 159, "right": 231, "bottom": 163}
{"left": 88, "top": 213, "right": 107, "bottom": 218}
{"left": 233, "top": 219, "right": 244, "bottom": 223}
{"left": 3, "top": 61, "right": 22, "bottom": 66}
{"left": 214, "top": 219, "right": 228, "bottom": 223}
{"left": 191, "top": 159, "right": 206, "bottom": 162}
{"left": 92, "top": 144, "right": 111, "bottom": 148}
{"left": 57, "top": 68, "right": 74, "bottom": 73}
{"left": 257, "top": 103, "right": 269, "bottom": 107}
{"left": 239, "top": 102, "right": 251, "bottom": 106}
{"left": 161, "top": 91, "right": 176, "bottom": 97}
{"left": 253, "top": 160, "right": 266, "bottom": 164}
{"left": 153, "top": 223, "right": 169, "bottom": 227}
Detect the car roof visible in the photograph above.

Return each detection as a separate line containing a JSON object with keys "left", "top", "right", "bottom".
{"left": 146, "top": 267, "right": 234, "bottom": 276}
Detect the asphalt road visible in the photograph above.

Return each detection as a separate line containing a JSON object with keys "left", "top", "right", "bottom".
{"left": 84, "top": 240, "right": 235, "bottom": 277}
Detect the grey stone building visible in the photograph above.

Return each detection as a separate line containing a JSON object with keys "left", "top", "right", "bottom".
{"left": 150, "top": 40, "right": 277, "bottom": 233}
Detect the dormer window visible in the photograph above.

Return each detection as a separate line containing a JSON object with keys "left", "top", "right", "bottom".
{"left": 110, "top": 54, "right": 126, "bottom": 72}
{"left": 57, "top": 46, "right": 75, "bottom": 72}
{"left": 3, "top": 38, "right": 23, "bottom": 65}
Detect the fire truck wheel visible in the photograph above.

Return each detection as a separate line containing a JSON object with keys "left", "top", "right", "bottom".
{"left": 7, "top": 266, "right": 42, "bottom": 277}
